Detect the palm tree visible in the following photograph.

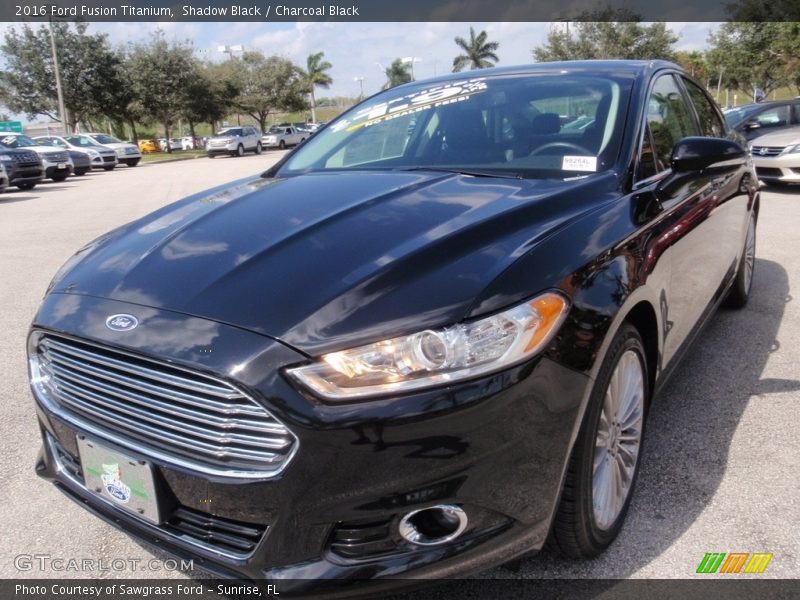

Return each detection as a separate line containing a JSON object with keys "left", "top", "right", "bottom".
{"left": 382, "top": 59, "right": 412, "bottom": 90}
{"left": 452, "top": 27, "right": 500, "bottom": 72}
{"left": 304, "top": 51, "right": 333, "bottom": 124}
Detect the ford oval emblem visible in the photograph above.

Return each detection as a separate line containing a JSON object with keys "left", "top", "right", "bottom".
{"left": 106, "top": 314, "right": 139, "bottom": 332}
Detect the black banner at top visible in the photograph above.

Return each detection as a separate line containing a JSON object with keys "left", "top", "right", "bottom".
{"left": 3, "top": 0, "right": 800, "bottom": 22}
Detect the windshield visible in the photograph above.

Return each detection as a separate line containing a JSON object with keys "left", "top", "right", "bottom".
{"left": 267, "top": 126, "right": 285, "bottom": 134}
{"left": 92, "top": 134, "right": 122, "bottom": 145}
{"left": 0, "top": 134, "right": 38, "bottom": 148}
{"left": 217, "top": 128, "right": 241, "bottom": 137}
{"left": 65, "top": 135, "right": 102, "bottom": 147}
{"left": 279, "top": 73, "right": 632, "bottom": 179}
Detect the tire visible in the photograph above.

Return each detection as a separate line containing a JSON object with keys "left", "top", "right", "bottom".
{"left": 75, "top": 168, "right": 90, "bottom": 176}
{"left": 236, "top": 144, "right": 244, "bottom": 157}
{"left": 51, "top": 175, "right": 68, "bottom": 182}
{"left": 16, "top": 182, "right": 36, "bottom": 191}
{"left": 724, "top": 211, "right": 756, "bottom": 309}
{"left": 255, "top": 142, "right": 262, "bottom": 155}
{"left": 548, "top": 323, "right": 648, "bottom": 558}
{"left": 125, "top": 159, "right": 140, "bottom": 167}
{"left": 278, "top": 140, "right": 286, "bottom": 150}
{"left": 103, "top": 165, "right": 115, "bottom": 171}
{"left": 299, "top": 138, "right": 305, "bottom": 144}
{"left": 208, "top": 154, "right": 216, "bottom": 159}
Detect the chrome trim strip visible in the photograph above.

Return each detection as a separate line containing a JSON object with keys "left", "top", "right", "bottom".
{"left": 44, "top": 433, "right": 260, "bottom": 559}
{"left": 41, "top": 338, "right": 241, "bottom": 400}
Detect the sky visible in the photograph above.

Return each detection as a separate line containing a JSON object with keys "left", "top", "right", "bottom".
{"left": 0, "top": 21, "right": 720, "bottom": 121}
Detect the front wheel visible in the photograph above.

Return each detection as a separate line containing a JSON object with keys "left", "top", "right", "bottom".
{"left": 548, "top": 323, "right": 648, "bottom": 558}
{"left": 255, "top": 142, "right": 262, "bottom": 155}
{"left": 124, "top": 158, "right": 140, "bottom": 167}
{"left": 724, "top": 211, "right": 756, "bottom": 308}
{"left": 236, "top": 144, "right": 244, "bottom": 157}
{"left": 75, "top": 168, "right": 90, "bottom": 176}
{"left": 278, "top": 140, "right": 286, "bottom": 150}
{"left": 102, "top": 165, "right": 115, "bottom": 171}
{"left": 16, "top": 182, "right": 36, "bottom": 191}
{"left": 51, "top": 175, "right": 69, "bottom": 182}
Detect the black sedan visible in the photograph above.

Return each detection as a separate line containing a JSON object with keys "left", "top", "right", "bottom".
{"left": 29, "top": 61, "right": 758, "bottom": 590}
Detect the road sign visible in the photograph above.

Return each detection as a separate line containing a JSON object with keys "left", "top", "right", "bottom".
{"left": 0, "top": 121, "right": 23, "bottom": 133}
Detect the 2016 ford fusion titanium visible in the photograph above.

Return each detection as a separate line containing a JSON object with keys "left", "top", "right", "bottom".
{"left": 29, "top": 61, "right": 758, "bottom": 588}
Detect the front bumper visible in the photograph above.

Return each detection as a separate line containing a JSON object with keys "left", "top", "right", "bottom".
{"left": 30, "top": 293, "right": 588, "bottom": 590}
{"left": 5, "top": 162, "right": 44, "bottom": 185}
{"left": 92, "top": 154, "right": 117, "bottom": 167}
{"left": 752, "top": 155, "right": 800, "bottom": 183}
{"left": 206, "top": 143, "right": 236, "bottom": 155}
{"left": 44, "top": 163, "right": 73, "bottom": 179}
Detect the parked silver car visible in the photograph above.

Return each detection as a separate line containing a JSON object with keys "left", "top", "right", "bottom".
{"left": 750, "top": 126, "right": 800, "bottom": 185}
{"left": 83, "top": 133, "right": 141, "bottom": 167}
{"left": 34, "top": 135, "right": 118, "bottom": 171}
{"left": 206, "top": 126, "right": 262, "bottom": 157}
{"left": 262, "top": 125, "right": 307, "bottom": 149}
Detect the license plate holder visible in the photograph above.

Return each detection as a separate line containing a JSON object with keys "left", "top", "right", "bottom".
{"left": 77, "top": 437, "right": 161, "bottom": 524}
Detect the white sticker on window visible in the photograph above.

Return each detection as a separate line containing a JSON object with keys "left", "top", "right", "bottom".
{"left": 562, "top": 156, "right": 597, "bottom": 172}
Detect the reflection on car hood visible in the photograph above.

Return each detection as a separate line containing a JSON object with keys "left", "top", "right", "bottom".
{"left": 51, "top": 170, "right": 613, "bottom": 354}
{"left": 750, "top": 127, "right": 800, "bottom": 147}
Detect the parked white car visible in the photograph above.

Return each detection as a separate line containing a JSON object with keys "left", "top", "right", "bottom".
{"left": 750, "top": 126, "right": 800, "bottom": 186}
{"left": 181, "top": 136, "right": 195, "bottom": 150}
{"left": 206, "top": 126, "right": 262, "bottom": 157}
{"left": 262, "top": 125, "right": 307, "bottom": 149}
{"left": 159, "top": 138, "right": 182, "bottom": 151}
{"left": 0, "top": 132, "right": 74, "bottom": 181}
{"left": 33, "top": 135, "right": 118, "bottom": 171}
{"left": 83, "top": 133, "right": 142, "bottom": 167}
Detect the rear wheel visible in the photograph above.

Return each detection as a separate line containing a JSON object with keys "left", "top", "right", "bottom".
{"left": 548, "top": 323, "right": 648, "bottom": 558}
{"left": 724, "top": 211, "right": 756, "bottom": 308}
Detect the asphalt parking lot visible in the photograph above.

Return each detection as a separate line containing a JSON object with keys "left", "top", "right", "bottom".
{"left": 0, "top": 156, "right": 797, "bottom": 587}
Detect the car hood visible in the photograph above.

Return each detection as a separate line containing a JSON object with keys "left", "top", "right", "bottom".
{"left": 750, "top": 127, "right": 800, "bottom": 147}
{"left": 51, "top": 170, "right": 615, "bottom": 355}
{"left": 27, "top": 145, "right": 65, "bottom": 153}
{"left": 102, "top": 142, "right": 138, "bottom": 151}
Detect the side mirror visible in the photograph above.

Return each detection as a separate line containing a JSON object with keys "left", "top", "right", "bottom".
{"left": 670, "top": 137, "right": 747, "bottom": 174}
{"left": 744, "top": 120, "right": 761, "bottom": 130}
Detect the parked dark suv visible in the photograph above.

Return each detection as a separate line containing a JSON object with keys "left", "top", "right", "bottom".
{"left": 0, "top": 146, "right": 44, "bottom": 190}
{"left": 30, "top": 61, "right": 758, "bottom": 592}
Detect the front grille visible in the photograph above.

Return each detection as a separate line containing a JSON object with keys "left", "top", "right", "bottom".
{"left": 751, "top": 146, "right": 784, "bottom": 157}
{"left": 102, "top": 155, "right": 115, "bottom": 162}
{"left": 12, "top": 151, "right": 39, "bottom": 164}
{"left": 44, "top": 151, "right": 69, "bottom": 162}
{"left": 34, "top": 334, "right": 297, "bottom": 477}
{"left": 756, "top": 167, "right": 783, "bottom": 178}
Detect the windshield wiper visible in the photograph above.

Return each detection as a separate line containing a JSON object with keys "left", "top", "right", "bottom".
{"left": 395, "top": 166, "right": 524, "bottom": 179}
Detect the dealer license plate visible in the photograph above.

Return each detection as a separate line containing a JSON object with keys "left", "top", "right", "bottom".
{"left": 77, "top": 437, "right": 161, "bottom": 524}
{"left": 57, "top": 163, "right": 66, "bottom": 169}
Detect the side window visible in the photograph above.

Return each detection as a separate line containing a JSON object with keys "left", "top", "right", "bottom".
{"left": 636, "top": 124, "right": 659, "bottom": 181}
{"left": 682, "top": 78, "right": 726, "bottom": 137}
{"left": 645, "top": 74, "right": 699, "bottom": 173}
{"left": 753, "top": 105, "right": 790, "bottom": 128}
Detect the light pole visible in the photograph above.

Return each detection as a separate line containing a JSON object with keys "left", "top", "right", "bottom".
{"left": 47, "top": 20, "right": 68, "bottom": 135}
{"left": 354, "top": 76, "right": 365, "bottom": 100}
{"left": 401, "top": 57, "right": 422, "bottom": 81}
{"left": 218, "top": 45, "right": 244, "bottom": 125}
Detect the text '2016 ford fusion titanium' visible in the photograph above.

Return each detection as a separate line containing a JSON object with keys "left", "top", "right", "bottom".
{"left": 29, "top": 61, "right": 758, "bottom": 591}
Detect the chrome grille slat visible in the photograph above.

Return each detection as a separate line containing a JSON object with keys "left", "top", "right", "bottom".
{"left": 52, "top": 385, "right": 284, "bottom": 463}
{"left": 34, "top": 334, "right": 297, "bottom": 476}
{"left": 42, "top": 347, "right": 272, "bottom": 419}
{"left": 42, "top": 338, "right": 242, "bottom": 400}
{"left": 47, "top": 371, "right": 291, "bottom": 450}
{"left": 751, "top": 146, "right": 784, "bottom": 157}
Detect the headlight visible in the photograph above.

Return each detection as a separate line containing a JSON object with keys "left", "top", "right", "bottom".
{"left": 286, "top": 292, "right": 569, "bottom": 401}
{"left": 86, "top": 149, "right": 100, "bottom": 158}
{"left": 780, "top": 144, "right": 800, "bottom": 155}
{"left": 0, "top": 154, "right": 11, "bottom": 162}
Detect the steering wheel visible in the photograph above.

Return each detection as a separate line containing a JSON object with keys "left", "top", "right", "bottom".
{"left": 529, "top": 141, "right": 593, "bottom": 156}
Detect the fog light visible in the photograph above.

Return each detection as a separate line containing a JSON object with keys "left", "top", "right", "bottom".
{"left": 398, "top": 504, "right": 468, "bottom": 546}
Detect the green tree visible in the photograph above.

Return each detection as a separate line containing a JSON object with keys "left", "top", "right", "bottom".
{"left": 125, "top": 32, "right": 198, "bottom": 151}
{"left": 533, "top": 15, "right": 677, "bottom": 62}
{"left": 303, "top": 52, "right": 333, "bottom": 124}
{"left": 706, "top": 22, "right": 791, "bottom": 100}
{"left": 180, "top": 61, "right": 237, "bottom": 141}
{"left": 382, "top": 59, "right": 412, "bottom": 90}
{"left": 0, "top": 23, "right": 122, "bottom": 132}
{"left": 675, "top": 51, "right": 709, "bottom": 83}
{"left": 452, "top": 27, "right": 500, "bottom": 72}
{"left": 227, "top": 52, "right": 308, "bottom": 132}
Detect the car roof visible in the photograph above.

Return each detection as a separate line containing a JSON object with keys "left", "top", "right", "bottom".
{"left": 387, "top": 59, "right": 682, "bottom": 91}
